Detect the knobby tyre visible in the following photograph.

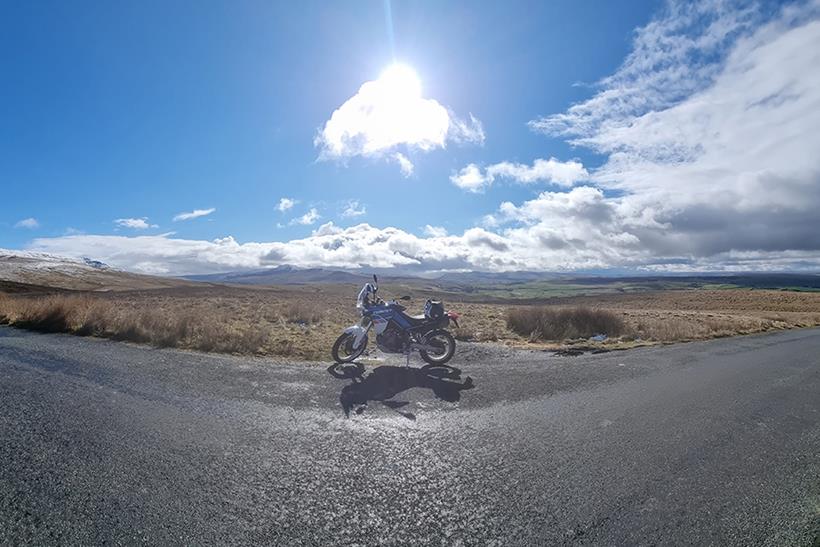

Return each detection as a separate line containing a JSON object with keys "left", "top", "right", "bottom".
{"left": 420, "top": 329, "right": 456, "bottom": 365}
{"left": 331, "top": 332, "right": 368, "bottom": 363}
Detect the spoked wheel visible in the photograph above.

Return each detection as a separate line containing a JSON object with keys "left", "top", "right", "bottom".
{"left": 331, "top": 332, "right": 368, "bottom": 363}
{"left": 420, "top": 329, "right": 456, "bottom": 365}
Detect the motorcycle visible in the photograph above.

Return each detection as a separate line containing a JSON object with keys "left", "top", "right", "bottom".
{"left": 331, "top": 275, "right": 461, "bottom": 365}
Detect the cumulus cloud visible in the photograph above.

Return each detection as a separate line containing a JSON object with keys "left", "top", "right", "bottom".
{"left": 115, "top": 217, "right": 157, "bottom": 230}
{"left": 423, "top": 225, "right": 448, "bottom": 237}
{"left": 14, "top": 217, "right": 39, "bottom": 229}
{"left": 26, "top": 191, "right": 820, "bottom": 276}
{"left": 173, "top": 208, "right": 216, "bottom": 222}
{"left": 291, "top": 208, "right": 321, "bottom": 226}
{"left": 451, "top": 158, "right": 588, "bottom": 192}
{"left": 19, "top": 199, "right": 662, "bottom": 276}
{"left": 18, "top": 192, "right": 649, "bottom": 275}
{"left": 276, "top": 198, "right": 297, "bottom": 213}
{"left": 488, "top": 158, "right": 588, "bottom": 186}
{"left": 315, "top": 64, "right": 484, "bottom": 174}
{"left": 341, "top": 200, "right": 366, "bottom": 218}
{"left": 24, "top": 224, "right": 544, "bottom": 275}
{"left": 450, "top": 164, "right": 489, "bottom": 192}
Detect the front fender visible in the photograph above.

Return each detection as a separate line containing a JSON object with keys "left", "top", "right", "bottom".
{"left": 344, "top": 324, "right": 369, "bottom": 349}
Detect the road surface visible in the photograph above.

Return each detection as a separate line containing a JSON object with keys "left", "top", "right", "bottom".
{"left": 1, "top": 326, "right": 818, "bottom": 545}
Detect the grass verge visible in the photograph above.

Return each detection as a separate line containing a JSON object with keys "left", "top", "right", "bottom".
{"left": 2, "top": 287, "right": 820, "bottom": 359}
{"left": 0, "top": 294, "right": 274, "bottom": 355}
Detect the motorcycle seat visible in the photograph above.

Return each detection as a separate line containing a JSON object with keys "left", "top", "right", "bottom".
{"left": 400, "top": 312, "right": 428, "bottom": 326}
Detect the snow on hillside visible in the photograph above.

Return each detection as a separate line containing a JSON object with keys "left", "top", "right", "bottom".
{"left": 0, "top": 248, "right": 111, "bottom": 272}
{"left": 0, "top": 248, "right": 125, "bottom": 289}
{"left": 0, "top": 248, "right": 195, "bottom": 291}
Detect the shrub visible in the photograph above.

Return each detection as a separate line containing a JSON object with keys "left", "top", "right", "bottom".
{"left": 506, "top": 306, "right": 626, "bottom": 341}
{"left": 75, "top": 299, "right": 118, "bottom": 336}
{"left": 280, "top": 301, "right": 324, "bottom": 325}
{"left": 10, "top": 296, "right": 75, "bottom": 333}
{"left": 190, "top": 319, "right": 270, "bottom": 354}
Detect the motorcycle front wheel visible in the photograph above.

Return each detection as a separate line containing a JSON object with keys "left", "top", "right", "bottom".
{"left": 331, "top": 332, "right": 368, "bottom": 363}
{"left": 420, "top": 329, "right": 456, "bottom": 365}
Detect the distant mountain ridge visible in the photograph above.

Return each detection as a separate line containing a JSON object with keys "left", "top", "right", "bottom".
{"left": 2, "top": 249, "right": 819, "bottom": 292}
{"left": 181, "top": 265, "right": 558, "bottom": 286}
{"left": 184, "top": 265, "right": 370, "bottom": 285}
{"left": 182, "top": 264, "right": 820, "bottom": 292}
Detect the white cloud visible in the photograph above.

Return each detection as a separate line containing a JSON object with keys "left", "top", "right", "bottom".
{"left": 313, "top": 221, "right": 342, "bottom": 237}
{"left": 26, "top": 193, "right": 820, "bottom": 276}
{"left": 291, "top": 208, "right": 321, "bottom": 226}
{"left": 529, "top": 0, "right": 764, "bottom": 140}
{"left": 488, "top": 158, "right": 588, "bottom": 186}
{"left": 276, "top": 198, "right": 297, "bottom": 213}
{"left": 451, "top": 158, "right": 587, "bottom": 192}
{"left": 394, "top": 152, "right": 414, "bottom": 177}
{"left": 173, "top": 208, "right": 216, "bottom": 222}
{"left": 19, "top": 195, "right": 644, "bottom": 275}
{"left": 315, "top": 64, "right": 484, "bottom": 174}
{"left": 423, "top": 225, "right": 448, "bottom": 237}
{"left": 448, "top": 114, "right": 486, "bottom": 145}
{"left": 480, "top": 214, "right": 500, "bottom": 228}
{"left": 341, "top": 200, "right": 366, "bottom": 218}
{"left": 450, "top": 164, "right": 491, "bottom": 192}
{"left": 14, "top": 217, "right": 39, "bottom": 229}
{"left": 115, "top": 217, "right": 157, "bottom": 230}
{"left": 25, "top": 224, "right": 521, "bottom": 275}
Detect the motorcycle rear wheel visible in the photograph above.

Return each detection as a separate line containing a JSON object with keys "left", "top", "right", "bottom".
{"left": 331, "top": 332, "right": 368, "bottom": 363}
{"left": 420, "top": 330, "right": 456, "bottom": 365}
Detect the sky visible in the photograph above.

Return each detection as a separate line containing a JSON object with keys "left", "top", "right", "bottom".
{"left": 3, "top": 0, "right": 820, "bottom": 275}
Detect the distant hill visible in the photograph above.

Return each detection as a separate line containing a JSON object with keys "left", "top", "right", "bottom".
{"left": 565, "top": 274, "right": 820, "bottom": 291}
{"left": 434, "top": 271, "right": 550, "bottom": 285}
{"left": 0, "top": 249, "right": 199, "bottom": 292}
{"left": 3, "top": 249, "right": 819, "bottom": 295}
{"left": 184, "top": 265, "right": 371, "bottom": 285}
{"left": 183, "top": 265, "right": 820, "bottom": 292}
{"left": 184, "top": 265, "right": 569, "bottom": 286}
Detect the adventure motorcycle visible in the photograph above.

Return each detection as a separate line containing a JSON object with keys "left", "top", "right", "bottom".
{"left": 331, "top": 275, "right": 461, "bottom": 365}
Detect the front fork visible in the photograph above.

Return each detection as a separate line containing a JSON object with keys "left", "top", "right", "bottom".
{"left": 344, "top": 317, "right": 372, "bottom": 350}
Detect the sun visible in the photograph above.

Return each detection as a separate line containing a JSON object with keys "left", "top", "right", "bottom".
{"left": 377, "top": 63, "right": 422, "bottom": 99}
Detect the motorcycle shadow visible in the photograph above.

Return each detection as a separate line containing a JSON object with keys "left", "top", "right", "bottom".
{"left": 327, "top": 362, "right": 475, "bottom": 418}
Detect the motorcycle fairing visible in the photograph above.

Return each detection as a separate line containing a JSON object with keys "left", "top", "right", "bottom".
{"left": 343, "top": 324, "right": 369, "bottom": 349}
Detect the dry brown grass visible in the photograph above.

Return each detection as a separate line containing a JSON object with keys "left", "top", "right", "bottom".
{"left": 506, "top": 306, "right": 627, "bottom": 341}
{"left": 2, "top": 285, "right": 820, "bottom": 359}
{"left": 280, "top": 301, "right": 325, "bottom": 325}
{"left": 0, "top": 294, "right": 272, "bottom": 355}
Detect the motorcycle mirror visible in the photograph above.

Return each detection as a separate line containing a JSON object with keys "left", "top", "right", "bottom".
{"left": 400, "top": 295, "right": 411, "bottom": 301}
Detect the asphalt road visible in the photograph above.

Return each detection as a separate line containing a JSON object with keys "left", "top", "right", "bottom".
{"left": 1, "top": 326, "right": 818, "bottom": 546}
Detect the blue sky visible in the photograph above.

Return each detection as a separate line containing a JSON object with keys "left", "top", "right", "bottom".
{"left": 3, "top": 1, "right": 820, "bottom": 274}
